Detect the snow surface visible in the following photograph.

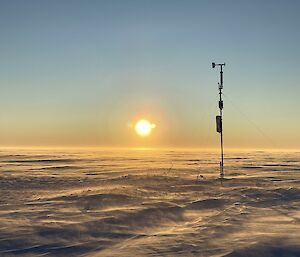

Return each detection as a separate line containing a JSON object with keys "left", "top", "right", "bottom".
{"left": 0, "top": 149, "right": 299, "bottom": 256}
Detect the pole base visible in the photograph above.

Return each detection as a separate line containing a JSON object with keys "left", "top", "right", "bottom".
{"left": 220, "top": 162, "right": 224, "bottom": 179}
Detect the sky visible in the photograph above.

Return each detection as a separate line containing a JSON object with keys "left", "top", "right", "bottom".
{"left": 0, "top": 0, "right": 300, "bottom": 149}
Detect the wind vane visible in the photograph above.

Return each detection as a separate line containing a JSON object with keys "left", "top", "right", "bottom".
{"left": 212, "top": 62, "right": 225, "bottom": 179}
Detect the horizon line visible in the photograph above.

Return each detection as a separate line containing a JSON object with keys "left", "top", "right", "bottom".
{"left": 0, "top": 145, "right": 299, "bottom": 152}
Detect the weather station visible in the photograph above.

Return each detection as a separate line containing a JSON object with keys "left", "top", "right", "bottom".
{"left": 212, "top": 62, "right": 226, "bottom": 179}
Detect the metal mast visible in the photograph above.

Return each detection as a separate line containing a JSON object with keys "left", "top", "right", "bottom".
{"left": 212, "top": 62, "right": 225, "bottom": 179}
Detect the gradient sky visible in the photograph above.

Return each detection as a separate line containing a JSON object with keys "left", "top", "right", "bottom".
{"left": 0, "top": 0, "right": 300, "bottom": 149}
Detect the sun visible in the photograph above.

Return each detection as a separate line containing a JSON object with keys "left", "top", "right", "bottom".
{"left": 135, "top": 120, "right": 156, "bottom": 137}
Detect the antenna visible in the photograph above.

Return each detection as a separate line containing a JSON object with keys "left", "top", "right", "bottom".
{"left": 212, "top": 62, "right": 225, "bottom": 179}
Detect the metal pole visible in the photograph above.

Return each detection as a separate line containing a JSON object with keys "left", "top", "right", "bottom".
{"left": 212, "top": 62, "right": 225, "bottom": 179}
{"left": 219, "top": 69, "right": 224, "bottom": 179}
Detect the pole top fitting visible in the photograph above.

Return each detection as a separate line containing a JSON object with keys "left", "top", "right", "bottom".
{"left": 212, "top": 62, "right": 225, "bottom": 68}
